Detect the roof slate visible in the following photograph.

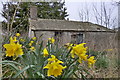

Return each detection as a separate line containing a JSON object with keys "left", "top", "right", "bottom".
{"left": 29, "top": 19, "right": 114, "bottom": 32}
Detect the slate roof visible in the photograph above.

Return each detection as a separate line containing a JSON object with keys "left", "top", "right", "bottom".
{"left": 29, "top": 19, "right": 115, "bottom": 32}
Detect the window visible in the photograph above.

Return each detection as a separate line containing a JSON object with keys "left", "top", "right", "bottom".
{"left": 71, "top": 33, "right": 83, "bottom": 44}
{"left": 54, "top": 31, "right": 62, "bottom": 43}
{"left": 97, "top": 28, "right": 100, "bottom": 30}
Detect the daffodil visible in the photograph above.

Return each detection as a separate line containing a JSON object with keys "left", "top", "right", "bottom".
{"left": 87, "top": 56, "right": 96, "bottom": 68}
{"left": 65, "top": 43, "right": 74, "bottom": 50}
{"left": 29, "top": 43, "right": 32, "bottom": 46}
{"left": 32, "top": 37, "right": 36, "bottom": 40}
{"left": 47, "top": 55, "right": 57, "bottom": 61}
{"left": 3, "top": 37, "right": 23, "bottom": 58}
{"left": 48, "top": 37, "right": 55, "bottom": 44}
{"left": 79, "top": 53, "right": 88, "bottom": 61}
{"left": 30, "top": 41, "right": 34, "bottom": 44}
{"left": 69, "top": 43, "right": 89, "bottom": 64}
{"left": 47, "top": 55, "right": 63, "bottom": 64}
{"left": 30, "top": 46, "right": 35, "bottom": 51}
{"left": 10, "top": 37, "right": 17, "bottom": 44}
{"left": 70, "top": 43, "right": 87, "bottom": 58}
{"left": 64, "top": 43, "right": 76, "bottom": 58}
{"left": 20, "top": 39, "right": 25, "bottom": 42}
{"left": 16, "top": 33, "right": 20, "bottom": 37}
{"left": 78, "top": 54, "right": 88, "bottom": 63}
{"left": 70, "top": 49, "right": 76, "bottom": 58}
{"left": 13, "top": 37, "right": 17, "bottom": 41}
{"left": 43, "top": 48, "right": 49, "bottom": 57}
{"left": 72, "top": 43, "right": 87, "bottom": 57}
{"left": 43, "top": 55, "right": 66, "bottom": 77}
{"left": 29, "top": 41, "right": 34, "bottom": 46}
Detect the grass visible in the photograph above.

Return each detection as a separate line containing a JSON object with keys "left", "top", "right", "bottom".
{"left": 93, "top": 49, "right": 119, "bottom": 78}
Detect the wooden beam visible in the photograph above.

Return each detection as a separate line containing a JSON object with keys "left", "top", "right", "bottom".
{"left": 31, "top": 29, "right": 116, "bottom": 33}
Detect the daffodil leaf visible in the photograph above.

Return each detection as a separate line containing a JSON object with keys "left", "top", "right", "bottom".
{"left": 64, "top": 69, "right": 74, "bottom": 78}
{"left": 1, "top": 60, "right": 21, "bottom": 65}
{"left": 13, "top": 65, "right": 35, "bottom": 78}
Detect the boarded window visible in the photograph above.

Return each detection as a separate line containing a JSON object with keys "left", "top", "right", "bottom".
{"left": 71, "top": 33, "right": 83, "bottom": 44}
{"left": 54, "top": 31, "right": 62, "bottom": 43}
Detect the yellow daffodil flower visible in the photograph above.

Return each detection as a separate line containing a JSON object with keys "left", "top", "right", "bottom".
{"left": 43, "top": 48, "right": 49, "bottom": 57}
{"left": 79, "top": 53, "right": 88, "bottom": 61}
{"left": 87, "top": 56, "right": 96, "bottom": 68}
{"left": 29, "top": 41, "right": 34, "bottom": 46}
{"left": 3, "top": 37, "right": 23, "bottom": 58}
{"left": 29, "top": 43, "right": 32, "bottom": 46}
{"left": 72, "top": 43, "right": 87, "bottom": 57}
{"left": 10, "top": 37, "right": 17, "bottom": 44}
{"left": 69, "top": 43, "right": 89, "bottom": 64}
{"left": 47, "top": 55, "right": 64, "bottom": 64}
{"left": 20, "top": 39, "right": 25, "bottom": 42}
{"left": 30, "top": 46, "right": 35, "bottom": 51}
{"left": 47, "top": 55, "right": 59, "bottom": 62}
{"left": 70, "top": 49, "right": 76, "bottom": 58}
{"left": 43, "top": 55, "right": 66, "bottom": 77}
{"left": 32, "top": 37, "right": 37, "bottom": 40}
{"left": 78, "top": 54, "right": 88, "bottom": 63}
{"left": 70, "top": 43, "right": 87, "bottom": 59}
{"left": 64, "top": 43, "right": 74, "bottom": 50}
{"left": 16, "top": 33, "right": 20, "bottom": 37}
{"left": 30, "top": 41, "right": 34, "bottom": 44}
{"left": 48, "top": 37, "right": 55, "bottom": 44}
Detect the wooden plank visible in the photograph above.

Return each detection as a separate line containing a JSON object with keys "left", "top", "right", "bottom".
{"left": 31, "top": 28, "right": 116, "bottom": 33}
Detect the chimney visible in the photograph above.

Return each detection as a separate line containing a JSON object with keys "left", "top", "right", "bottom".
{"left": 30, "top": 6, "right": 37, "bottom": 20}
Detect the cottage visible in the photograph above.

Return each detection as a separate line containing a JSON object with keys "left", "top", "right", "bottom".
{"left": 29, "top": 6, "right": 117, "bottom": 51}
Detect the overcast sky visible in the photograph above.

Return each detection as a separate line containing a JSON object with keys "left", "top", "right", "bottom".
{"left": 0, "top": 0, "right": 119, "bottom": 28}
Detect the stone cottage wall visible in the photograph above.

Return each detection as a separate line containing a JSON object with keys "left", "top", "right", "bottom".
{"left": 33, "top": 30, "right": 117, "bottom": 53}
{"left": 84, "top": 32, "right": 117, "bottom": 52}
{"left": 34, "top": 31, "right": 71, "bottom": 46}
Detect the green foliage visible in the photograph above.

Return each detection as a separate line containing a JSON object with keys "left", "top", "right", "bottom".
{"left": 95, "top": 56, "right": 109, "bottom": 69}
{"left": 36, "top": 2, "right": 68, "bottom": 19}
{"left": 87, "top": 49, "right": 109, "bottom": 69}
{"left": 2, "top": 35, "right": 93, "bottom": 79}
{"left": 115, "top": 58, "right": 120, "bottom": 68}
{"left": 87, "top": 49, "right": 107, "bottom": 58}
{"left": 2, "top": 2, "right": 68, "bottom": 33}
{"left": 2, "top": 2, "right": 29, "bottom": 32}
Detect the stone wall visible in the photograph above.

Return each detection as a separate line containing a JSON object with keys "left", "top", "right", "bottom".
{"left": 33, "top": 30, "right": 117, "bottom": 52}
{"left": 35, "top": 31, "right": 54, "bottom": 45}
{"left": 84, "top": 32, "right": 117, "bottom": 52}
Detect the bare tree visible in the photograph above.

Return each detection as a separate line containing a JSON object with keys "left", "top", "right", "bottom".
{"left": 92, "top": 2, "right": 117, "bottom": 28}
{"left": 78, "top": 2, "right": 117, "bottom": 29}
{"left": 79, "top": 2, "right": 90, "bottom": 22}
